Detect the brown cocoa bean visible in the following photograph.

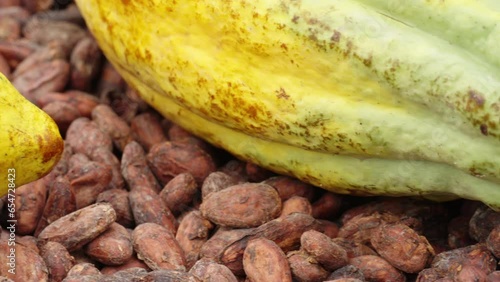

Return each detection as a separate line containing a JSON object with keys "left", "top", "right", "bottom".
{"left": 42, "top": 100, "right": 81, "bottom": 134}
{"left": 160, "top": 172, "right": 198, "bottom": 215}
{"left": 89, "top": 147, "right": 125, "bottom": 190}
{"left": 431, "top": 243, "right": 497, "bottom": 278}
{"left": 327, "top": 265, "right": 365, "bottom": 281}
{"left": 280, "top": 196, "right": 312, "bottom": 218}
{"left": 0, "top": 0, "right": 21, "bottom": 8}
{"left": 14, "top": 177, "right": 48, "bottom": 235}
{"left": 287, "top": 250, "right": 330, "bottom": 282}
{"left": 243, "top": 238, "right": 292, "bottom": 282}
{"left": 12, "top": 59, "right": 70, "bottom": 102}
{"left": 200, "top": 228, "right": 254, "bottom": 262}
{"left": 469, "top": 205, "right": 500, "bottom": 242}
{"left": 23, "top": 19, "right": 86, "bottom": 53}
{"left": 486, "top": 225, "right": 500, "bottom": 258}
{"left": 263, "top": 176, "right": 317, "bottom": 202}
{"left": 34, "top": 176, "right": 76, "bottom": 236}
{"left": 38, "top": 203, "right": 117, "bottom": 252}
{"left": 189, "top": 258, "right": 238, "bottom": 282}
{"left": 96, "top": 189, "right": 134, "bottom": 228}
{"left": 121, "top": 141, "right": 162, "bottom": 193}
{"left": 200, "top": 183, "right": 281, "bottom": 228}
{"left": 201, "top": 171, "right": 241, "bottom": 200}
{"left": 175, "top": 210, "right": 214, "bottom": 269}
{"left": 448, "top": 215, "right": 474, "bottom": 249}
{"left": 132, "top": 223, "right": 186, "bottom": 271}
{"left": 69, "top": 36, "right": 102, "bottom": 91}
{"left": 91, "top": 104, "right": 132, "bottom": 152}
{"left": 311, "top": 192, "right": 342, "bottom": 219}
{"left": 100, "top": 257, "right": 150, "bottom": 275}
{"left": 66, "top": 263, "right": 101, "bottom": 277}
{"left": 0, "top": 54, "right": 10, "bottom": 78}
{"left": 0, "top": 237, "right": 48, "bottom": 281}
{"left": 301, "top": 230, "right": 348, "bottom": 271}
{"left": 96, "top": 61, "right": 126, "bottom": 95}
{"left": 220, "top": 213, "right": 321, "bottom": 275}
{"left": 0, "top": 39, "right": 38, "bottom": 68}
{"left": 129, "top": 187, "right": 177, "bottom": 234}
{"left": 66, "top": 117, "right": 113, "bottom": 156}
{"left": 21, "top": 0, "right": 53, "bottom": 13}
{"left": 371, "top": 223, "right": 433, "bottom": 273}
{"left": 316, "top": 219, "right": 339, "bottom": 238}
{"left": 350, "top": 255, "right": 406, "bottom": 282}
{"left": 141, "top": 270, "right": 199, "bottom": 282}
{"left": 245, "top": 161, "right": 274, "bottom": 182}
{"left": 34, "top": 91, "right": 100, "bottom": 118}
{"left": 39, "top": 241, "right": 75, "bottom": 282}
{"left": 67, "top": 160, "right": 113, "bottom": 209}
{"left": 131, "top": 112, "right": 167, "bottom": 151}
{"left": 84, "top": 222, "right": 133, "bottom": 266}
{"left": 12, "top": 43, "right": 67, "bottom": 79}
{"left": 0, "top": 17, "right": 20, "bottom": 41}
{"left": 148, "top": 141, "right": 216, "bottom": 185}
{"left": 331, "top": 237, "right": 377, "bottom": 259}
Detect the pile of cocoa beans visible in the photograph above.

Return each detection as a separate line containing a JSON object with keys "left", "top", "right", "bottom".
{"left": 1, "top": 1, "right": 499, "bottom": 282}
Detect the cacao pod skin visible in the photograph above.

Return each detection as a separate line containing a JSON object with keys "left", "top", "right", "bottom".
{"left": 0, "top": 73, "right": 63, "bottom": 196}
{"left": 75, "top": 1, "right": 500, "bottom": 209}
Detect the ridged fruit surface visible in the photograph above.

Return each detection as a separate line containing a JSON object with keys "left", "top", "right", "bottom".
{"left": 0, "top": 73, "right": 63, "bottom": 196}
{"left": 75, "top": 0, "right": 500, "bottom": 208}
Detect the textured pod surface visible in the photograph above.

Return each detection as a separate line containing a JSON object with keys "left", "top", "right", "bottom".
{"left": 0, "top": 72, "right": 63, "bottom": 196}
{"left": 75, "top": 0, "right": 500, "bottom": 208}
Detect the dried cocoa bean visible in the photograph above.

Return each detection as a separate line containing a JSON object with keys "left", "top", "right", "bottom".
{"left": 189, "top": 258, "right": 238, "bottom": 282}
{"left": 0, "top": 17, "right": 20, "bottom": 41}
{"left": 287, "top": 250, "right": 330, "bottom": 282}
{"left": 301, "top": 230, "right": 348, "bottom": 271}
{"left": 38, "top": 203, "right": 117, "bottom": 251}
{"left": 129, "top": 187, "right": 177, "bottom": 234}
{"left": 486, "top": 225, "right": 500, "bottom": 258}
{"left": 91, "top": 104, "right": 132, "bottom": 152}
{"left": 66, "top": 263, "right": 101, "bottom": 277}
{"left": 67, "top": 160, "right": 112, "bottom": 209}
{"left": 35, "top": 91, "right": 100, "bottom": 118}
{"left": 69, "top": 36, "right": 102, "bottom": 91}
{"left": 14, "top": 177, "right": 48, "bottom": 235}
{"left": 200, "top": 183, "right": 281, "bottom": 228}
{"left": 326, "top": 265, "right": 365, "bottom": 281}
{"left": 469, "top": 205, "right": 500, "bottom": 242}
{"left": 160, "top": 172, "right": 198, "bottom": 215}
{"left": 280, "top": 196, "right": 312, "bottom": 218}
{"left": 96, "top": 189, "right": 134, "bottom": 228}
{"left": 263, "top": 176, "right": 317, "bottom": 202}
{"left": 371, "top": 223, "right": 433, "bottom": 273}
{"left": 201, "top": 171, "right": 240, "bottom": 200}
{"left": 89, "top": 147, "right": 125, "bottom": 190}
{"left": 84, "top": 222, "right": 133, "bottom": 266}
{"left": 12, "top": 58, "right": 70, "bottom": 101}
{"left": 311, "top": 192, "right": 342, "bottom": 219}
{"left": 0, "top": 237, "right": 48, "bottom": 281}
{"left": 39, "top": 241, "right": 75, "bottom": 282}
{"left": 132, "top": 223, "right": 186, "bottom": 271}
{"left": 12, "top": 43, "right": 67, "bottom": 79}
{"left": 176, "top": 210, "right": 214, "bottom": 269}
{"left": 23, "top": 19, "right": 86, "bottom": 53}
{"left": 34, "top": 176, "right": 76, "bottom": 236}
{"left": 131, "top": 112, "right": 167, "bottom": 151}
{"left": 100, "top": 257, "right": 150, "bottom": 275}
{"left": 42, "top": 100, "right": 81, "bottom": 134}
{"left": 148, "top": 141, "right": 216, "bottom": 185}
{"left": 66, "top": 117, "right": 113, "bottom": 156}
{"left": 349, "top": 255, "right": 406, "bottom": 282}
{"left": 243, "top": 238, "right": 292, "bottom": 282}
{"left": 121, "top": 141, "right": 162, "bottom": 193}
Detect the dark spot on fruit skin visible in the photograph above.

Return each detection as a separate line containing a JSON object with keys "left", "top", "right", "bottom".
{"left": 41, "top": 131, "right": 64, "bottom": 164}
{"left": 468, "top": 90, "right": 485, "bottom": 107}
{"left": 480, "top": 124, "right": 488, "bottom": 136}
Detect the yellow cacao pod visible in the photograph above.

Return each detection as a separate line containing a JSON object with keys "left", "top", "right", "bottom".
{"left": 75, "top": 0, "right": 500, "bottom": 209}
